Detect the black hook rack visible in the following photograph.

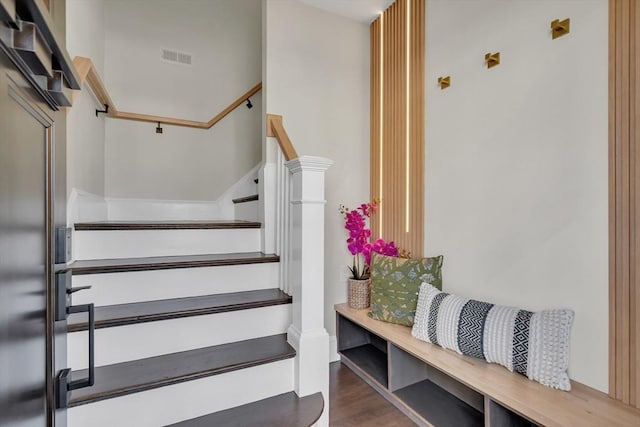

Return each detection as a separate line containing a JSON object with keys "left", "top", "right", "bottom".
{"left": 95, "top": 104, "right": 109, "bottom": 117}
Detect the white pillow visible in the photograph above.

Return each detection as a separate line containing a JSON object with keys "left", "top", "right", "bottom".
{"left": 411, "top": 283, "right": 574, "bottom": 391}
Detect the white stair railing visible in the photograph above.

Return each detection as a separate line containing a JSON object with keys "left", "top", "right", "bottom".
{"left": 275, "top": 146, "right": 292, "bottom": 294}
{"left": 261, "top": 114, "right": 332, "bottom": 426}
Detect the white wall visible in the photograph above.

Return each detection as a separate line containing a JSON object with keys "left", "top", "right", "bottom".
{"left": 425, "top": 0, "right": 608, "bottom": 391}
{"left": 103, "top": 0, "right": 262, "bottom": 201}
{"left": 66, "top": 0, "right": 106, "bottom": 200}
{"left": 264, "top": 0, "right": 370, "bottom": 355}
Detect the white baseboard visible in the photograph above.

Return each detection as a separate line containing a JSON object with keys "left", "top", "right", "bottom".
{"left": 67, "top": 188, "right": 109, "bottom": 225}
{"left": 329, "top": 335, "right": 340, "bottom": 363}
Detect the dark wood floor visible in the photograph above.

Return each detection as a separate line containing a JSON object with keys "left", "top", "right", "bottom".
{"left": 330, "top": 361, "right": 416, "bottom": 426}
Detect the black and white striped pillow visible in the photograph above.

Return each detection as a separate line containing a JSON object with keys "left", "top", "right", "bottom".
{"left": 411, "top": 283, "right": 574, "bottom": 391}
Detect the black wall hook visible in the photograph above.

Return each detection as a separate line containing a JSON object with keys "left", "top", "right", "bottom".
{"left": 95, "top": 104, "right": 109, "bottom": 117}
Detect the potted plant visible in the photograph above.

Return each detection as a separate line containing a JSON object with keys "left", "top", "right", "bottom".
{"left": 339, "top": 200, "right": 398, "bottom": 309}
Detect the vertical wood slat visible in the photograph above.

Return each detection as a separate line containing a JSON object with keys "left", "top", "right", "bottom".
{"left": 609, "top": 0, "right": 618, "bottom": 401}
{"left": 617, "top": 0, "right": 626, "bottom": 403}
{"left": 383, "top": 2, "right": 392, "bottom": 244}
{"left": 388, "top": 0, "right": 399, "bottom": 253}
{"left": 393, "top": 0, "right": 399, "bottom": 245}
{"left": 418, "top": 0, "right": 425, "bottom": 255}
{"left": 410, "top": 0, "right": 425, "bottom": 256}
{"left": 634, "top": 1, "right": 640, "bottom": 408}
{"left": 371, "top": 20, "right": 380, "bottom": 239}
{"left": 388, "top": 1, "right": 394, "bottom": 245}
{"left": 370, "top": 0, "right": 425, "bottom": 258}
{"left": 385, "top": 1, "right": 393, "bottom": 246}
{"left": 399, "top": 0, "right": 404, "bottom": 247}
{"left": 396, "top": 0, "right": 400, "bottom": 247}
{"left": 386, "top": 1, "right": 392, "bottom": 244}
{"left": 622, "top": 0, "right": 630, "bottom": 404}
{"left": 610, "top": 0, "right": 640, "bottom": 409}
{"left": 631, "top": 0, "right": 638, "bottom": 407}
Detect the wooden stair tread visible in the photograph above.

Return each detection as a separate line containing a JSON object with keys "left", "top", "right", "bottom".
{"left": 69, "top": 334, "right": 295, "bottom": 407}
{"left": 69, "top": 252, "right": 279, "bottom": 275}
{"left": 68, "top": 289, "right": 291, "bottom": 332}
{"left": 74, "top": 220, "right": 261, "bottom": 231}
{"left": 167, "top": 391, "right": 324, "bottom": 427}
{"left": 232, "top": 194, "right": 259, "bottom": 204}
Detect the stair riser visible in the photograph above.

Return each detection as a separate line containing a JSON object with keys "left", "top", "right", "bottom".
{"left": 72, "top": 263, "right": 279, "bottom": 306}
{"left": 73, "top": 229, "right": 261, "bottom": 260}
{"left": 67, "top": 359, "right": 294, "bottom": 427}
{"left": 234, "top": 200, "right": 259, "bottom": 222}
{"left": 68, "top": 305, "right": 291, "bottom": 369}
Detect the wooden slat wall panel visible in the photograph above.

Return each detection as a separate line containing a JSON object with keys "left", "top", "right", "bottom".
{"left": 610, "top": 0, "right": 640, "bottom": 409}
{"left": 370, "top": 0, "right": 425, "bottom": 257}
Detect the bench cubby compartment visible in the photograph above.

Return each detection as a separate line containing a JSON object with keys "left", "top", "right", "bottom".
{"left": 337, "top": 313, "right": 388, "bottom": 387}
{"left": 485, "top": 398, "right": 537, "bottom": 427}
{"left": 389, "top": 343, "right": 484, "bottom": 427}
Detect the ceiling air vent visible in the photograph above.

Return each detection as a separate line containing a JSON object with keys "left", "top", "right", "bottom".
{"left": 161, "top": 49, "right": 192, "bottom": 66}
{"left": 177, "top": 52, "right": 192, "bottom": 65}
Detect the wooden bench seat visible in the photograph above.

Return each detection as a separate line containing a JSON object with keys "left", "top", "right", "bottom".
{"left": 335, "top": 303, "right": 640, "bottom": 427}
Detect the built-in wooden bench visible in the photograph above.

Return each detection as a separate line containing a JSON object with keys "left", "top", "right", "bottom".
{"left": 335, "top": 303, "right": 640, "bottom": 427}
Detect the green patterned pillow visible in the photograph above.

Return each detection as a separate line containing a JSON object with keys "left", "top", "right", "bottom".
{"left": 368, "top": 253, "right": 443, "bottom": 326}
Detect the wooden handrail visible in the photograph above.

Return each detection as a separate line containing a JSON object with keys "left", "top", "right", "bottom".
{"left": 266, "top": 114, "right": 298, "bottom": 161}
{"left": 71, "top": 56, "right": 261, "bottom": 130}
{"left": 72, "top": 56, "right": 116, "bottom": 109}
{"left": 113, "top": 83, "right": 262, "bottom": 129}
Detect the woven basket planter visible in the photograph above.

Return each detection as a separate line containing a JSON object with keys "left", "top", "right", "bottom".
{"left": 347, "top": 278, "right": 371, "bottom": 309}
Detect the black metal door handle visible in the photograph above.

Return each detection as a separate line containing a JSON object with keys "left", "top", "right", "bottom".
{"left": 66, "top": 303, "right": 95, "bottom": 390}
{"left": 67, "top": 285, "right": 92, "bottom": 294}
{"left": 56, "top": 302, "right": 95, "bottom": 409}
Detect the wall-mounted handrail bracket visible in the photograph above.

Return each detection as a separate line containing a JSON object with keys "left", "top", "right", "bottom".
{"left": 95, "top": 103, "right": 109, "bottom": 117}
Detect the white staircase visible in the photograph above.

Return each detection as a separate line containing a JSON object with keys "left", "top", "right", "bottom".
{"left": 65, "top": 220, "right": 316, "bottom": 427}
{"left": 65, "top": 154, "right": 332, "bottom": 427}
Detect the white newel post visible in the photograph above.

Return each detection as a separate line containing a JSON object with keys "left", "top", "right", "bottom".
{"left": 285, "top": 155, "right": 333, "bottom": 427}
